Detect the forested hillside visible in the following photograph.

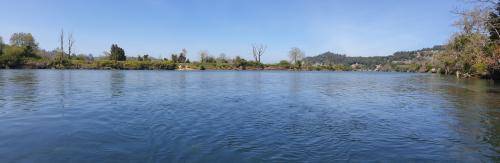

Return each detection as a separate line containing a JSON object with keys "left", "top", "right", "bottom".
{"left": 303, "top": 45, "right": 445, "bottom": 70}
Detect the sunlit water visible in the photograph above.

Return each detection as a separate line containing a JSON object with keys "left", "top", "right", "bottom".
{"left": 0, "top": 70, "right": 499, "bottom": 162}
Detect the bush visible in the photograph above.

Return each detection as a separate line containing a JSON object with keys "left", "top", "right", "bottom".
{"left": 0, "top": 46, "right": 24, "bottom": 68}
{"left": 278, "top": 60, "right": 291, "bottom": 69}
{"left": 96, "top": 60, "right": 122, "bottom": 69}
{"left": 151, "top": 61, "right": 176, "bottom": 70}
{"left": 473, "top": 62, "right": 488, "bottom": 74}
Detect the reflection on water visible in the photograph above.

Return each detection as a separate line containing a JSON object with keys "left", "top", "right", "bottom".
{"left": 0, "top": 70, "right": 498, "bottom": 162}
{"left": 110, "top": 71, "right": 125, "bottom": 97}
{"left": 430, "top": 76, "right": 500, "bottom": 160}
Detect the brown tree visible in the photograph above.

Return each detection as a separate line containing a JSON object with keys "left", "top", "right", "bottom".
{"left": 67, "top": 32, "right": 75, "bottom": 58}
{"left": 252, "top": 44, "right": 266, "bottom": 63}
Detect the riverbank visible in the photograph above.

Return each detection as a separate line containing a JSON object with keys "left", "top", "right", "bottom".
{"left": 3, "top": 59, "right": 497, "bottom": 81}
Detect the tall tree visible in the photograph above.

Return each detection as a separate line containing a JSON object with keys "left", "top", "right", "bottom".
{"left": 58, "top": 29, "right": 65, "bottom": 63}
{"left": 233, "top": 56, "right": 247, "bottom": 69}
{"left": 67, "top": 32, "right": 75, "bottom": 58}
{"left": 9, "top": 33, "right": 38, "bottom": 49}
{"left": 0, "top": 36, "right": 3, "bottom": 55}
{"left": 171, "top": 54, "right": 178, "bottom": 63}
{"left": 199, "top": 50, "right": 209, "bottom": 63}
{"left": 252, "top": 44, "right": 266, "bottom": 63}
{"left": 217, "top": 53, "right": 228, "bottom": 63}
{"left": 288, "top": 47, "right": 305, "bottom": 65}
{"left": 109, "top": 44, "right": 126, "bottom": 61}
{"left": 9, "top": 33, "right": 38, "bottom": 58}
{"left": 178, "top": 48, "right": 187, "bottom": 63}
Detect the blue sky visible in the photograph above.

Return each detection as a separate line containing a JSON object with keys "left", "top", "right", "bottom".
{"left": 0, "top": 0, "right": 467, "bottom": 62}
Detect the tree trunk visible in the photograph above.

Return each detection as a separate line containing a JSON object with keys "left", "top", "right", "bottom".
{"left": 490, "top": 66, "right": 500, "bottom": 81}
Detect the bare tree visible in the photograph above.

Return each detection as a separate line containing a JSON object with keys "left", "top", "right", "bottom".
{"left": 465, "top": 0, "right": 497, "bottom": 6}
{"left": 199, "top": 50, "right": 209, "bottom": 63}
{"left": 453, "top": 7, "right": 489, "bottom": 34}
{"left": 67, "top": 32, "right": 75, "bottom": 58}
{"left": 252, "top": 44, "right": 266, "bottom": 63}
{"left": 288, "top": 47, "right": 305, "bottom": 65}
{"left": 217, "top": 53, "right": 227, "bottom": 63}
{"left": 58, "top": 29, "right": 65, "bottom": 64}
{"left": 454, "top": 0, "right": 500, "bottom": 38}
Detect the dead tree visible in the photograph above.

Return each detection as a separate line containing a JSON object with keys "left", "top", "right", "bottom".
{"left": 59, "top": 29, "right": 65, "bottom": 63}
{"left": 456, "top": 0, "right": 500, "bottom": 38}
{"left": 252, "top": 44, "right": 266, "bottom": 63}
{"left": 68, "top": 32, "right": 75, "bottom": 58}
{"left": 289, "top": 47, "right": 305, "bottom": 65}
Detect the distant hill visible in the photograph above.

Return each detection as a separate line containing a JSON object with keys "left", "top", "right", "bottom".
{"left": 389, "top": 45, "right": 444, "bottom": 61}
{"left": 303, "top": 45, "right": 445, "bottom": 68}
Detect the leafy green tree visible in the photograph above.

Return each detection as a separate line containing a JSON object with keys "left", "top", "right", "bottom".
{"left": 233, "top": 56, "right": 247, "bottom": 69}
{"left": 278, "top": 60, "right": 291, "bottom": 68}
{"left": 171, "top": 54, "right": 178, "bottom": 63}
{"left": 109, "top": 44, "right": 126, "bottom": 61}
{"left": 10, "top": 33, "right": 38, "bottom": 49}
{"left": 178, "top": 48, "right": 187, "bottom": 63}
{"left": 143, "top": 54, "right": 150, "bottom": 61}
{"left": 9, "top": 33, "right": 38, "bottom": 58}
{"left": 0, "top": 46, "right": 24, "bottom": 68}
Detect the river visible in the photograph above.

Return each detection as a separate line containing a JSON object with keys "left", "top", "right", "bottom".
{"left": 0, "top": 70, "right": 499, "bottom": 162}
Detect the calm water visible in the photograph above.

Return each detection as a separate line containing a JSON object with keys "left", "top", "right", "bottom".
{"left": 0, "top": 70, "right": 499, "bottom": 162}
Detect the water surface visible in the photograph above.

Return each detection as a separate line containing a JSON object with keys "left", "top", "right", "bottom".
{"left": 0, "top": 70, "right": 499, "bottom": 162}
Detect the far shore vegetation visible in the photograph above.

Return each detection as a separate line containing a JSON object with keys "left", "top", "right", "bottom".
{"left": 0, "top": 1, "right": 499, "bottom": 81}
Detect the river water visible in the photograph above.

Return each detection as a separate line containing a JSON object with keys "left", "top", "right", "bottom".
{"left": 0, "top": 70, "right": 499, "bottom": 162}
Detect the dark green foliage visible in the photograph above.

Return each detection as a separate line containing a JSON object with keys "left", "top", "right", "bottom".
{"left": 171, "top": 49, "right": 187, "bottom": 63}
{"left": 488, "top": 2, "right": 500, "bottom": 42}
{"left": 0, "top": 36, "right": 4, "bottom": 55}
{"left": 304, "top": 45, "right": 445, "bottom": 70}
{"left": 171, "top": 54, "right": 178, "bottom": 63}
{"left": 233, "top": 56, "right": 247, "bottom": 69}
{"left": 143, "top": 54, "right": 150, "bottom": 61}
{"left": 109, "top": 44, "right": 126, "bottom": 61}
{"left": 137, "top": 54, "right": 150, "bottom": 61}
{"left": 178, "top": 52, "right": 187, "bottom": 63}
{"left": 304, "top": 52, "right": 388, "bottom": 68}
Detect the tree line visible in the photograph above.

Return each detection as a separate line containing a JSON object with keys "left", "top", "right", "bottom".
{"left": 0, "top": 31, "right": 307, "bottom": 70}
{"left": 0, "top": 0, "right": 498, "bottom": 80}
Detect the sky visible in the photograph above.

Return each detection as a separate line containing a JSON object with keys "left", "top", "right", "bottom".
{"left": 0, "top": 0, "right": 469, "bottom": 63}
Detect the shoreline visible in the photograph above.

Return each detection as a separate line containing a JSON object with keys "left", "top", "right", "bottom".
{"left": 3, "top": 68, "right": 499, "bottom": 84}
